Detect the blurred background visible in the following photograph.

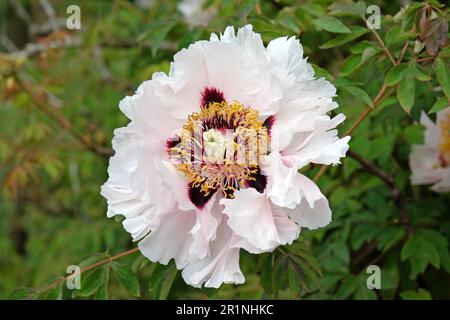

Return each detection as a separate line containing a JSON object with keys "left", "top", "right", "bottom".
{"left": 0, "top": 0, "right": 449, "bottom": 299}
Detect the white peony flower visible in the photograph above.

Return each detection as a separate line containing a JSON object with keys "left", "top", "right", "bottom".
{"left": 177, "top": 0, "right": 216, "bottom": 27}
{"left": 101, "top": 25, "right": 350, "bottom": 288}
{"left": 410, "top": 107, "right": 450, "bottom": 192}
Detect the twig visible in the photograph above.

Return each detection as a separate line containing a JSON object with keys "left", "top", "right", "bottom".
{"left": 29, "top": 247, "right": 139, "bottom": 299}
{"left": 347, "top": 150, "right": 395, "bottom": 188}
{"left": 369, "top": 26, "right": 396, "bottom": 65}
{"left": 14, "top": 73, "right": 113, "bottom": 158}
{"left": 347, "top": 150, "right": 412, "bottom": 230}
{"left": 9, "top": 37, "right": 82, "bottom": 58}
{"left": 6, "top": 38, "right": 177, "bottom": 58}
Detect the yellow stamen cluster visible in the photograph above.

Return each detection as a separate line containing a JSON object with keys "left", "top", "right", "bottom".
{"left": 169, "top": 101, "right": 269, "bottom": 198}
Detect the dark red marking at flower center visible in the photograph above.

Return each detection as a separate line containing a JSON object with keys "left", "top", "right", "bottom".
{"left": 166, "top": 135, "right": 181, "bottom": 155}
{"left": 246, "top": 169, "right": 267, "bottom": 193}
{"left": 263, "top": 115, "right": 275, "bottom": 136}
{"left": 188, "top": 183, "right": 216, "bottom": 209}
{"left": 200, "top": 87, "right": 225, "bottom": 108}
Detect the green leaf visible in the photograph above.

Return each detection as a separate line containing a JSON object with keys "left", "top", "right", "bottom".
{"left": 95, "top": 266, "right": 110, "bottom": 300}
{"left": 300, "top": 3, "right": 325, "bottom": 17}
{"left": 355, "top": 280, "right": 378, "bottom": 300}
{"left": 433, "top": 58, "right": 450, "bottom": 100}
{"left": 158, "top": 265, "right": 177, "bottom": 300}
{"left": 439, "top": 45, "right": 450, "bottom": 58}
{"left": 385, "top": 63, "right": 408, "bottom": 86}
{"left": 320, "top": 26, "right": 369, "bottom": 49}
{"left": 400, "top": 288, "right": 432, "bottom": 300}
{"left": 336, "top": 275, "right": 359, "bottom": 299}
{"left": 350, "top": 41, "right": 378, "bottom": 54}
{"left": 9, "top": 287, "right": 36, "bottom": 300}
{"left": 138, "top": 21, "right": 176, "bottom": 57}
{"left": 343, "top": 86, "right": 374, "bottom": 108}
{"left": 149, "top": 263, "right": 178, "bottom": 300}
{"left": 401, "top": 234, "right": 440, "bottom": 279}
{"left": 111, "top": 262, "right": 140, "bottom": 297}
{"left": 341, "top": 55, "right": 362, "bottom": 76}
{"left": 428, "top": 96, "right": 449, "bottom": 114}
{"left": 36, "top": 284, "right": 62, "bottom": 300}
{"left": 419, "top": 229, "right": 450, "bottom": 273}
{"left": 312, "top": 63, "right": 334, "bottom": 82}
{"left": 287, "top": 264, "right": 300, "bottom": 296}
{"left": 328, "top": 1, "right": 367, "bottom": 17}
{"left": 385, "top": 27, "right": 416, "bottom": 46}
{"left": 376, "top": 227, "right": 405, "bottom": 252}
{"left": 414, "top": 65, "right": 431, "bottom": 81}
{"left": 77, "top": 267, "right": 107, "bottom": 297}
{"left": 313, "top": 16, "right": 350, "bottom": 33}
{"left": 397, "top": 65, "right": 416, "bottom": 113}
{"left": 341, "top": 47, "right": 381, "bottom": 76}
{"left": 351, "top": 224, "right": 379, "bottom": 250}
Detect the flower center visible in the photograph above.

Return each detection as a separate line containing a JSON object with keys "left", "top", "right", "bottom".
{"left": 169, "top": 101, "right": 269, "bottom": 198}
{"left": 439, "top": 112, "right": 450, "bottom": 167}
{"left": 203, "top": 129, "right": 229, "bottom": 163}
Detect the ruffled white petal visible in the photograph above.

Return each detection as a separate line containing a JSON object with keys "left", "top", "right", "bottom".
{"left": 286, "top": 196, "right": 332, "bottom": 230}
{"left": 188, "top": 195, "right": 222, "bottom": 259}
{"left": 261, "top": 152, "right": 332, "bottom": 229}
{"left": 220, "top": 188, "right": 299, "bottom": 252}
{"left": 138, "top": 209, "right": 196, "bottom": 269}
{"left": 182, "top": 221, "right": 244, "bottom": 288}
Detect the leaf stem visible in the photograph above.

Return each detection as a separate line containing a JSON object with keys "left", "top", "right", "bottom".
{"left": 28, "top": 247, "right": 139, "bottom": 299}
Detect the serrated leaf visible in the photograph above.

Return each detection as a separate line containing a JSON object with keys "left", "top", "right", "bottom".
{"left": 111, "top": 262, "right": 140, "bottom": 297}
{"left": 320, "top": 26, "right": 369, "bottom": 49}
{"left": 313, "top": 16, "right": 350, "bottom": 33}
{"left": 376, "top": 227, "right": 405, "bottom": 252}
{"left": 401, "top": 234, "right": 440, "bottom": 279}
{"left": 419, "top": 229, "right": 450, "bottom": 273}
{"left": 428, "top": 96, "right": 449, "bottom": 114}
{"left": 433, "top": 58, "right": 450, "bottom": 99}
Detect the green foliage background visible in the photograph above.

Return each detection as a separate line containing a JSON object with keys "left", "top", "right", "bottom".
{"left": 0, "top": 0, "right": 449, "bottom": 300}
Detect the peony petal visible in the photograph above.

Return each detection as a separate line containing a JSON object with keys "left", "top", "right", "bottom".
{"left": 221, "top": 188, "right": 299, "bottom": 252}
{"left": 138, "top": 209, "right": 196, "bottom": 269}
{"left": 182, "top": 221, "right": 244, "bottom": 288}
